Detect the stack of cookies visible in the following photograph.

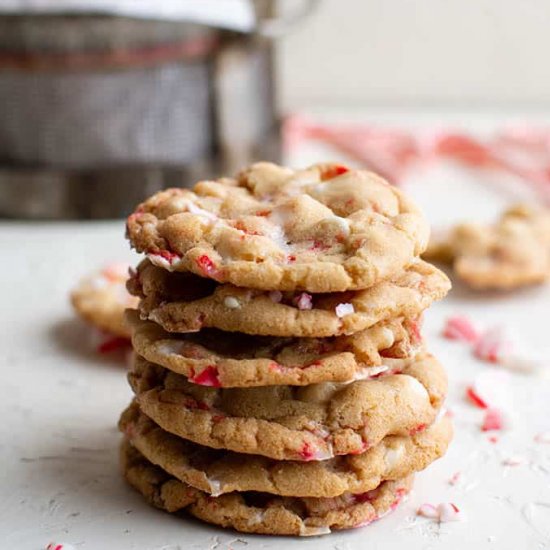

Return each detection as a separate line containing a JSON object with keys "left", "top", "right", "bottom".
{"left": 120, "top": 162, "right": 452, "bottom": 536}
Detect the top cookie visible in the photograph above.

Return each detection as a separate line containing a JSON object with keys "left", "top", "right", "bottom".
{"left": 126, "top": 162, "right": 429, "bottom": 292}
{"left": 425, "top": 204, "right": 550, "bottom": 290}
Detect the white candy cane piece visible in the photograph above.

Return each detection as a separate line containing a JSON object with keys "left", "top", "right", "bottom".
{"left": 335, "top": 303, "right": 354, "bottom": 318}
{"left": 46, "top": 543, "right": 76, "bottom": 550}
{"left": 438, "top": 503, "right": 463, "bottom": 522}
{"left": 293, "top": 292, "right": 313, "bottom": 310}
{"left": 473, "top": 327, "right": 513, "bottom": 363}
{"left": 418, "top": 502, "right": 463, "bottom": 523}
{"left": 417, "top": 503, "right": 439, "bottom": 519}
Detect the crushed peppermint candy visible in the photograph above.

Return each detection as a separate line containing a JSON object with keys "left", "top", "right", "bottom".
{"left": 443, "top": 315, "right": 480, "bottom": 342}
{"left": 465, "top": 385, "right": 489, "bottom": 409}
{"left": 147, "top": 249, "right": 182, "bottom": 270}
{"left": 440, "top": 317, "right": 547, "bottom": 375}
{"left": 481, "top": 408, "right": 505, "bottom": 432}
{"left": 335, "top": 303, "right": 355, "bottom": 318}
{"left": 473, "top": 327, "right": 513, "bottom": 364}
{"left": 268, "top": 290, "right": 283, "bottom": 303}
{"left": 223, "top": 296, "right": 241, "bottom": 309}
{"left": 467, "top": 371, "right": 509, "bottom": 410}
{"left": 46, "top": 544, "right": 76, "bottom": 550}
{"left": 417, "top": 502, "right": 462, "bottom": 523}
{"left": 189, "top": 366, "right": 221, "bottom": 388}
{"left": 293, "top": 292, "right": 313, "bottom": 310}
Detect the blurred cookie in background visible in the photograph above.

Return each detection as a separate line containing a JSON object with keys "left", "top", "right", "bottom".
{"left": 71, "top": 262, "right": 137, "bottom": 353}
{"left": 425, "top": 204, "right": 550, "bottom": 290}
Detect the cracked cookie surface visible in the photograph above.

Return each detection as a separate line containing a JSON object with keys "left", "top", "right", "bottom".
{"left": 128, "top": 351, "right": 447, "bottom": 461}
{"left": 425, "top": 204, "right": 550, "bottom": 289}
{"left": 120, "top": 403, "right": 451, "bottom": 498}
{"left": 129, "top": 259, "right": 449, "bottom": 337}
{"left": 121, "top": 440, "right": 413, "bottom": 536}
{"left": 126, "top": 310, "right": 423, "bottom": 387}
{"left": 126, "top": 162, "right": 430, "bottom": 292}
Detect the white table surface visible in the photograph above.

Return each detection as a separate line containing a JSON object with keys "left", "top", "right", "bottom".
{"left": 2, "top": 112, "right": 550, "bottom": 549}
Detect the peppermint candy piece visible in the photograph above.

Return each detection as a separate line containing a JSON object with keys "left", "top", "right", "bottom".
{"left": 473, "top": 327, "right": 513, "bottom": 364}
{"left": 335, "top": 303, "right": 355, "bottom": 318}
{"left": 443, "top": 315, "right": 480, "bottom": 343}
{"left": 481, "top": 408, "right": 505, "bottom": 432}
{"left": 293, "top": 292, "right": 313, "bottom": 310}
{"left": 417, "top": 502, "right": 463, "bottom": 523}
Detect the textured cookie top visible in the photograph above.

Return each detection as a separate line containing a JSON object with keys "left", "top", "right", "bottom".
{"left": 128, "top": 351, "right": 447, "bottom": 461}
{"left": 129, "top": 258, "right": 450, "bottom": 337}
{"left": 120, "top": 403, "right": 452, "bottom": 498}
{"left": 425, "top": 204, "right": 550, "bottom": 289}
{"left": 121, "top": 440, "right": 413, "bottom": 536}
{"left": 70, "top": 263, "right": 138, "bottom": 337}
{"left": 126, "top": 310, "right": 422, "bottom": 387}
{"left": 126, "top": 162, "right": 430, "bottom": 292}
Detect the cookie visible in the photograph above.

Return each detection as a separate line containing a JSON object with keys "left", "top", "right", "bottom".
{"left": 121, "top": 440, "right": 413, "bottom": 536}
{"left": 425, "top": 204, "right": 550, "bottom": 289}
{"left": 70, "top": 263, "right": 138, "bottom": 337}
{"left": 128, "top": 351, "right": 446, "bottom": 461}
{"left": 126, "top": 309, "right": 422, "bottom": 387}
{"left": 120, "top": 402, "right": 452, "bottom": 498}
{"left": 126, "top": 162, "right": 430, "bottom": 292}
{"left": 129, "top": 259, "right": 449, "bottom": 337}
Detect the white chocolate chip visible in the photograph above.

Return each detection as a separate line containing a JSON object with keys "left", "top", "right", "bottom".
{"left": 405, "top": 376, "right": 430, "bottom": 400}
{"left": 384, "top": 443, "right": 405, "bottom": 469}
{"left": 224, "top": 296, "right": 241, "bottom": 309}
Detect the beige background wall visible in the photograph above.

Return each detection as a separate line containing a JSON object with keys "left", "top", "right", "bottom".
{"left": 276, "top": 0, "right": 550, "bottom": 110}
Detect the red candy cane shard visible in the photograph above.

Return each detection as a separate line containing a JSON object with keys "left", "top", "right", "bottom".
{"left": 298, "top": 442, "right": 315, "bottom": 461}
{"left": 320, "top": 164, "right": 349, "bottom": 180}
{"left": 188, "top": 366, "right": 221, "bottom": 387}
{"left": 409, "top": 423, "right": 427, "bottom": 436}
{"left": 443, "top": 315, "right": 480, "bottom": 343}
{"left": 465, "top": 385, "right": 489, "bottom": 409}
{"left": 481, "top": 408, "right": 504, "bottom": 432}
{"left": 196, "top": 255, "right": 219, "bottom": 278}
{"left": 473, "top": 328, "right": 512, "bottom": 364}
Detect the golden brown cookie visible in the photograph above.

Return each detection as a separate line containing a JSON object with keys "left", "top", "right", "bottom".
{"left": 126, "top": 309, "right": 423, "bottom": 387}
{"left": 121, "top": 440, "right": 414, "bottom": 536}
{"left": 120, "top": 402, "right": 452, "bottom": 498}
{"left": 129, "top": 259, "right": 449, "bottom": 337}
{"left": 126, "top": 162, "right": 429, "bottom": 292}
{"left": 70, "top": 263, "right": 138, "bottom": 337}
{"left": 425, "top": 204, "right": 550, "bottom": 290}
{"left": 128, "top": 351, "right": 447, "bottom": 461}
